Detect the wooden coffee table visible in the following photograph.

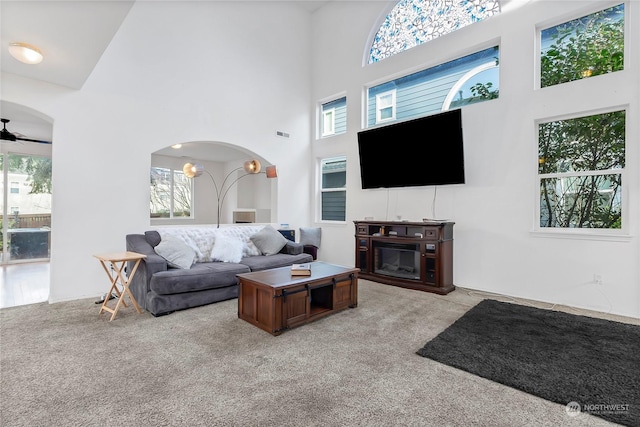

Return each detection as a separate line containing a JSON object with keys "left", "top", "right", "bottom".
{"left": 237, "top": 262, "right": 358, "bottom": 335}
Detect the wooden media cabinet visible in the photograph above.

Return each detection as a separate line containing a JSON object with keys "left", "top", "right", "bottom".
{"left": 354, "top": 220, "right": 455, "bottom": 295}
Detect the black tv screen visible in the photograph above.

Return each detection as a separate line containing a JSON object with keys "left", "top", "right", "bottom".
{"left": 357, "top": 109, "right": 465, "bottom": 189}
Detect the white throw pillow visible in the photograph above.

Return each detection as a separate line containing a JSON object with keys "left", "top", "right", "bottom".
{"left": 250, "top": 225, "right": 287, "bottom": 256}
{"left": 154, "top": 235, "right": 196, "bottom": 269}
{"left": 216, "top": 226, "right": 262, "bottom": 257}
{"left": 210, "top": 234, "right": 244, "bottom": 263}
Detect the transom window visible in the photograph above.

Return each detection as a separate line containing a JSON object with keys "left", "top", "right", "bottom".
{"left": 367, "top": 46, "right": 499, "bottom": 127}
{"left": 540, "top": 3, "right": 624, "bottom": 88}
{"left": 369, "top": 0, "right": 501, "bottom": 63}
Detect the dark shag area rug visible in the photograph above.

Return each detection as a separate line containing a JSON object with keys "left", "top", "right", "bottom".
{"left": 417, "top": 299, "right": 640, "bottom": 426}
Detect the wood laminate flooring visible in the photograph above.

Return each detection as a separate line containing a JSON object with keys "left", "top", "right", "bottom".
{"left": 0, "top": 262, "right": 49, "bottom": 308}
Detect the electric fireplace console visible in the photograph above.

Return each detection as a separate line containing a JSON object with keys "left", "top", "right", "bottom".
{"left": 354, "top": 220, "right": 455, "bottom": 295}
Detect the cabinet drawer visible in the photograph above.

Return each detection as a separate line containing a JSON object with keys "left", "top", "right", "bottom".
{"left": 423, "top": 227, "right": 439, "bottom": 238}
{"left": 357, "top": 225, "right": 368, "bottom": 234}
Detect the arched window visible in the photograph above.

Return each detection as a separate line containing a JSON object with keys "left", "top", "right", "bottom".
{"left": 369, "top": 0, "right": 501, "bottom": 63}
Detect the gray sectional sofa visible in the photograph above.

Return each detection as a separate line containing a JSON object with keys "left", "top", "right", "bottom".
{"left": 125, "top": 225, "right": 313, "bottom": 316}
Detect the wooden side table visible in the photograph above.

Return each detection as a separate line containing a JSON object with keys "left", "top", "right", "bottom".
{"left": 94, "top": 251, "right": 146, "bottom": 321}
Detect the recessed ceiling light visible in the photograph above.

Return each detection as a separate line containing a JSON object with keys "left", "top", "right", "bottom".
{"left": 8, "top": 42, "right": 43, "bottom": 65}
{"left": 171, "top": 144, "right": 182, "bottom": 149}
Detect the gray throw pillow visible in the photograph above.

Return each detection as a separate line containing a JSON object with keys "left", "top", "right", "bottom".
{"left": 145, "top": 230, "right": 162, "bottom": 247}
{"left": 250, "top": 225, "right": 288, "bottom": 256}
{"left": 299, "top": 227, "right": 321, "bottom": 248}
{"left": 154, "top": 235, "right": 196, "bottom": 269}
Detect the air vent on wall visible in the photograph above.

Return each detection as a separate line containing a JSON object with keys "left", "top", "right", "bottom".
{"left": 276, "top": 130, "right": 290, "bottom": 138}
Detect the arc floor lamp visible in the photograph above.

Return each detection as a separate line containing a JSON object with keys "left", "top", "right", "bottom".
{"left": 183, "top": 160, "right": 277, "bottom": 228}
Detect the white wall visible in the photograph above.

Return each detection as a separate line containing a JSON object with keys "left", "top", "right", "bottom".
{"left": 2, "top": 0, "right": 638, "bottom": 318}
{"left": 310, "top": 0, "right": 640, "bottom": 317}
{"left": 1, "top": 2, "right": 313, "bottom": 303}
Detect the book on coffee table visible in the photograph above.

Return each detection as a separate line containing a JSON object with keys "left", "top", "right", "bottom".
{"left": 291, "top": 263, "right": 311, "bottom": 276}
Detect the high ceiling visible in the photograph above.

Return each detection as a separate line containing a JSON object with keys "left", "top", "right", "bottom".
{"left": 0, "top": 0, "right": 330, "bottom": 152}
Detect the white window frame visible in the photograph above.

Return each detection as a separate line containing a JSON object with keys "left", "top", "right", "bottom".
{"left": 150, "top": 166, "right": 194, "bottom": 220}
{"left": 376, "top": 90, "right": 396, "bottom": 123}
{"left": 535, "top": 2, "right": 626, "bottom": 90}
{"left": 322, "top": 108, "right": 336, "bottom": 137}
{"left": 318, "top": 156, "right": 347, "bottom": 223}
{"left": 533, "top": 108, "right": 628, "bottom": 240}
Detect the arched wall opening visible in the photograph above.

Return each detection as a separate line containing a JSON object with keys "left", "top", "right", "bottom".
{"left": 0, "top": 101, "right": 53, "bottom": 307}
{"left": 151, "top": 141, "right": 278, "bottom": 227}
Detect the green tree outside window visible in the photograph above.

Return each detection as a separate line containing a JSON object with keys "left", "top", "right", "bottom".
{"left": 541, "top": 4, "right": 624, "bottom": 88}
{"left": 538, "top": 111, "right": 625, "bottom": 229}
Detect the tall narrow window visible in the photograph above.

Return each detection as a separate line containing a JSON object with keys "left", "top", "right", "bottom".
{"left": 172, "top": 170, "right": 192, "bottom": 217}
{"left": 369, "top": 0, "right": 500, "bottom": 63}
{"left": 150, "top": 167, "right": 193, "bottom": 219}
{"left": 540, "top": 4, "right": 624, "bottom": 88}
{"left": 320, "top": 96, "right": 347, "bottom": 138}
{"left": 538, "top": 110, "right": 625, "bottom": 230}
{"left": 320, "top": 157, "right": 346, "bottom": 222}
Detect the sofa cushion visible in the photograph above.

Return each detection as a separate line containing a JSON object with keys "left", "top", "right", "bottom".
{"left": 280, "top": 241, "right": 303, "bottom": 255}
{"left": 210, "top": 234, "right": 244, "bottom": 263}
{"left": 154, "top": 235, "right": 196, "bottom": 269}
{"left": 241, "top": 253, "right": 314, "bottom": 272}
{"left": 299, "top": 227, "right": 321, "bottom": 248}
{"left": 150, "top": 262, "right": 250, "bottom": 295}
{"left": 250, "top": 225, "right": 288, "bottom": 255}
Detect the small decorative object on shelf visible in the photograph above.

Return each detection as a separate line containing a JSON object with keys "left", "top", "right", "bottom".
{"left": 278, "top": 228, "right": 295, "bottom": 242}
{"left": 290, "top": 263, "right": 311, "bottom": 276}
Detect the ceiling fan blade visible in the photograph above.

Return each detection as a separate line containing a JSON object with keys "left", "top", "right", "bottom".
{"left": 15, "top": 136, "right": 52, "bottom": 144}
{"left": 0, "top": 129, "right": 17, "bottom": 142}
{"left": 0, "top": 120, "right": 51, "bottom": 144}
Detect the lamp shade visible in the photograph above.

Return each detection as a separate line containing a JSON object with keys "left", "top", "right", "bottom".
{"left": 183, "top": 162, "right": 203, "bottom": 178}
{"left": 243, "top": 160, "right": 261, "bottom": 174}
{"left": 9, "top": 42, "right": 43, "bottom": 64}
{"left": 265, "top": 165, "right": 278, "bottom": 178}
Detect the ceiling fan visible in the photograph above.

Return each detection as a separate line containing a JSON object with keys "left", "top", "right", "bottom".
{"left": 0, "top": 118, "right": 52, "bottom": 144}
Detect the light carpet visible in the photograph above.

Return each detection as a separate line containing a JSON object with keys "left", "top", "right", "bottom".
{"left": 0, "top": 281, "right": 628, "bottom": 426}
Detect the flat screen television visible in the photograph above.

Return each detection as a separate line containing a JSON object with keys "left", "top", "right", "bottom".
{"left": 357, "top": 109, "right": 465, "bottom": 189}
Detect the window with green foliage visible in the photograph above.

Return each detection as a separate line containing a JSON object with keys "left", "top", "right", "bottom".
{"left": 540, "top": 4, "right": 624, "bottom": 88}
{"left": 0, "top": 154, "right": 52, "bottom": 195}
{"left": 150, "top": 167, "right": 193, "bottom": 218}
{"left": 320, "top": 157, "right": 346, "bottom": 222}
{"left": 538, "top": 110, "right": 625, "bottom": 230}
